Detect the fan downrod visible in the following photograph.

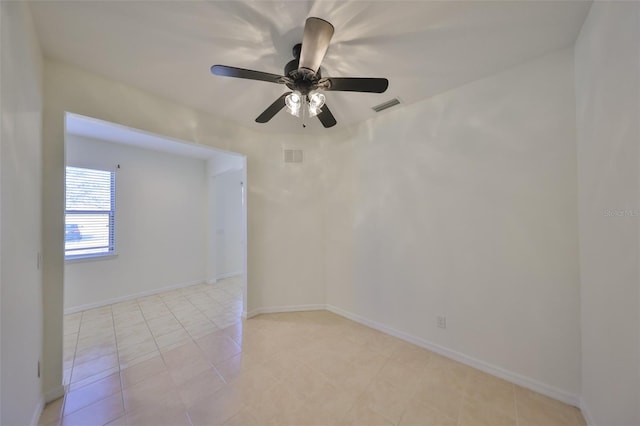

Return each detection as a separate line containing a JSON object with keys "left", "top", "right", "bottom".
{"left": 284, "top": 43, "right": 322, "bottom": 95}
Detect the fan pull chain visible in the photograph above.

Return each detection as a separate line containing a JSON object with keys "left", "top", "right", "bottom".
{"left": 302, "top": 98, "right": 307, "bottom": 128}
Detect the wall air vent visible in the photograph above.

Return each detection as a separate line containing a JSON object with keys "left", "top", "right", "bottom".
{"left": 372, "top": 98, "right": 401, "bottom": 113}
{"left": 283, "top": 149, "right": 303, "bottom": 163}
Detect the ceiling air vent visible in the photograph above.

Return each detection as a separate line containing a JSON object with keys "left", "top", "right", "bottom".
{"left": 283, "top": 149, "right": 303, "bottom": 163}
{"left": 372, "top": 98, "right": 401, "bottom": 113}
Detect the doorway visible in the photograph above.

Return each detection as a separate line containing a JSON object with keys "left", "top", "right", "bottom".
{"left": 63, "top": 113, "right": 247, "bottom": 312}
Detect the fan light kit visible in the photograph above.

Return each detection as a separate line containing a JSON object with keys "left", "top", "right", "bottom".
{"left": 210, "top": 17, "right": 389, "bottom": 128}
{"left": 285, "top": 90, "right": 326, "bottom": 118}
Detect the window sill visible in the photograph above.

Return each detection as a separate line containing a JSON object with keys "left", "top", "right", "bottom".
{"left": 65, "top": 253, "right": 118, "bottom": 263}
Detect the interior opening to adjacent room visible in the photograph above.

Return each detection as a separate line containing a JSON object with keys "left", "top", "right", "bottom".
{"left": 62, "top": 113, "right": 248, "bottom": 316}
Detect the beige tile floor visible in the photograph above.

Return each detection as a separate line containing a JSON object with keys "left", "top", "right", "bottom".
{"left": 40, "top": 277, "right": 586, "bottom": 426}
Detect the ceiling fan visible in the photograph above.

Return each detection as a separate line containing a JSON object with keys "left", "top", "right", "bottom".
{"left": 211, "top": 17, "right": 389, "bottom": 128}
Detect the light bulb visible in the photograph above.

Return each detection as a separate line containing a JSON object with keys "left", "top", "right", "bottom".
{"left": 309, "top": 91, "right": 325, "bottom": 108}
{"left": 285, "top": 91, "right": 302, "bottom": 117}
{"left": 307, "top": 91, "right": 325, "bottom": 117}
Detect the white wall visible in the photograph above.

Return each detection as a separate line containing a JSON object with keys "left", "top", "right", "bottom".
{"left": 575, "top": 2, "right": 640, "bottom": 424}
{"left": 64, "top": 134, "right": 207, "bottom": 311}
{"left": 213, "top": 169, "right": 244, "bottom": 279}
{"left": 208, "top": 154, "right": 243, "bottom": 176}
{"left": 42, "top": 60, "right": 327, "bottom": 397}
{"left": 325, "top": 48, "right": 582, "bottom": 400}
{"left": 0, "top": 1, "right": 45, "bottom": 424}
{"left": 206, "top": 156, "right": 245, "bottom": 284}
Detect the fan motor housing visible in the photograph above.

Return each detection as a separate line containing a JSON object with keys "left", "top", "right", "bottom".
{"left": 284, "top": 44, "right": 322, "bottom": 95}
{"left": 284, "top": 59, "right": 299, "bottom": 77}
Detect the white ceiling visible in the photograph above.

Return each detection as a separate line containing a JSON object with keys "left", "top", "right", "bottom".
{"left": 29, "top": 1, "right": 591, "bottom": 134}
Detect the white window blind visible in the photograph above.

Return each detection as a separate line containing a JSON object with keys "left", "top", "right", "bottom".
{"left": 65, "top": 166, "right": 116, "bottom": 260}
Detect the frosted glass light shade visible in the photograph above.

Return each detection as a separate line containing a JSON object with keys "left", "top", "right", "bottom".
{"left": 285, "top": 91, "right": 302, "bottom": 117}
{"left": 308, "top": 91, "right": 325, "bottom": 117}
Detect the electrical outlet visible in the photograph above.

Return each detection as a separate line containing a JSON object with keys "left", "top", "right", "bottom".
{"left": 436, "top": 316, "right": 447, "bottom": 329}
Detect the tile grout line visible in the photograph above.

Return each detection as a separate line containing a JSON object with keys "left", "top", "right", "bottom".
{"left": 108, "top": 303, "right": 127, "bottom": 422}
{"left": 317, "top": 338, "right": 397, "bottom": 425}
{"left": 389, "top": 348, "right": 421, "bottom": 426}
{"left": 121, "top": 280, "right": 239, "bottom": 385}
{"left": 147, "top": 289, "right": 232, "bottom": 415}
{"left": 158, "top": 292, "right": 209, "bottom": 357}
{"left": 160, "top": 291, "right": 219, "bottom": 344}
{"left": 160, "top": 296, "right": 217, "bottom": 354}
{"left": 62, "top": 311, "right": 84, "bottom": 418}
{"left": 135, "top": 297, "right": 163, "bottom": 358}
{"left": 120, "top": 297, "right": 201, "bottom": 425}
{"left": 514, "top": 384, "right": 520, "bottom": 426}
{"left": 62, "top": 307, "right": 118, "bottom": 422}
{"left": 454, "top": 367, "right": 470, "bottom": 426}
{"left": 163, "top": 286, "right": 239, "bottom": 385}
{"left": 124, "top": 297, "right": 170, "bottom": 404}
{"left": 140, "top": 292, "right": 218, "bottom": 395}
{"left": 181, "top": 289, "right": 227, "bottom": 330}
{"left": 142, "top": 295, "right": 187, "bottom": 418}
{"left": 184, "top": 282, "right": 241, "bottom": 333}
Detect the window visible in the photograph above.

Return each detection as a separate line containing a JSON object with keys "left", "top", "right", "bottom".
{"left": 65, "top": 166, "right": 116, "bottom": 260}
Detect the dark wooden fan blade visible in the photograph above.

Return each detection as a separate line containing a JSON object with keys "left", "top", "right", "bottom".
{"left": 255, "top": 92, "right": 291, "bottom": 123}
{"left": 317, "top": 104, "right": 337, "bottom": 128}
{"left": 299, "top": 17, "right": 334, "bottom": 74}
{"left": 325, "top": 78, "right": 389, "bottom": 93}
{"left": 211, "top": 65, "right": 285, "bottom": 84}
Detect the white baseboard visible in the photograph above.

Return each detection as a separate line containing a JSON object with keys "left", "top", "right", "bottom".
{"left": 31, "top": 384, "right": 64, "bottom": 426}
{"left": 216, "top": 271, "right": 243, "bottom": 280}
{"left": 246, "top": 304, "right": 325, "bottom": 319}
{"left": 208, "top": 271, "right": 243, "bottom": 285}
{"left": 325, "top": 304, "right": 581, "bottom": 408}
{"left": 579, "top": 398, "right": 597, "bottom": 426}
{"left": 43, "top": 385, "right": 65, "bottom": 403}
{"left": 29, "top": 396, "right": 45, "bottom": 426}
{"left": 64, "top": 280, "right": 205, "bottom": 314}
